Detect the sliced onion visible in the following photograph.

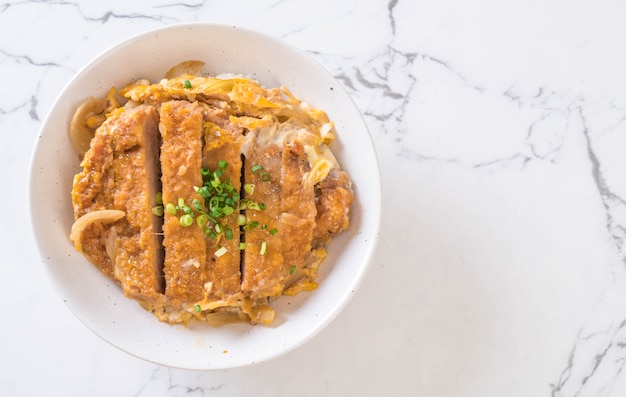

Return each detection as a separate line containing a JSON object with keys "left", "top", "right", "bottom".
{"left": 254, "top": 306, "right": 275, "bottom": 325}
{"left": 69, "top": 88, "right": 120, "bottom": 157}
{"left": 164, "top": 60, "right": 205, "bottom": 79}
{"left": 105, "top": 226, "right": 118, "bottom": 265}
{"left": 69, "top": 209, "right": 126, "bottom": 252}
{"left": 69, "top": 97, "right": 105, "bottom": 156}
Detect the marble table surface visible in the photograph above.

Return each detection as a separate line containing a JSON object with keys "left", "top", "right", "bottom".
{"left": 3, "top": 0, "right": 626, "bottom": 396}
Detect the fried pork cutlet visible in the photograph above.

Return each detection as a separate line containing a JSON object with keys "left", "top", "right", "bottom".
{"left": 158, "top": 100, "right": 209, "bottom": 322}
{"left": 71, "top": 104, "right": 164, "bottom": 309}
{"left": 71, "top": 76, "right": 354, "bottom": 326}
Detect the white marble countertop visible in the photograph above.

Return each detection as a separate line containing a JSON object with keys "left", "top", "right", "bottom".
{"left": 4, "top": 0, "right": 626, "bottom": 396}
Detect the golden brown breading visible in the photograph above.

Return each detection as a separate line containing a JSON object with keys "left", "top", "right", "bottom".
{"left": 159, "top": 100, "right": 207, "bottom": 322}
{"left": 71, "top": 105, "right": 164, "bottom": 308}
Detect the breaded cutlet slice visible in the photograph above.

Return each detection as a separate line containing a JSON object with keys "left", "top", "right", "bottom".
{"left": 159, "top": 100, "right": 207, "bottom": 322}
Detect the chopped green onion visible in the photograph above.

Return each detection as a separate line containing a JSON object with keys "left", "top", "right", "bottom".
{"left": 259, "top": 203, "right": 266, "bottom": 210}
{"left": 210, "top": 207, "right": 222, "bottom": 219}
{"left": 246, "top": 221, "right": 259, "bottom": 230}
{"left": 244, "top": 183, "right": 255, "bottom": 195}
{"left": 207, "top": 213, "right": 218, "bottom": 224}
{"left": 157, "top": 161, "right": 256, "bottom": 234}
{"left": 269, "top": 228, "right": 278, "bottom": 235}
{"left": 196, "top": 214, "right": 209, "bottom": 227}
{"left": 192, "top": 198, "right": 202, "bottom": 211}
{"left": 194, "top": 304, "right": 202, "bottom": 312}
{"left": 180, "top": 214, "right": 194, "bottom": 227}
{"left": 251, "top": 164, "right": 264, "bottom": 173}
{"left": 166, "top": 203, "right": 177, "bottom": 215}
{"left": 259, "top": 171, "right": 272, "bottom": 181}
{"left": 215, "top": 246, "right": 228, "bottom": 257}
{"left": 239, "top": 242, "right": 246, "bottom": 250}
{"left": 260, "top": 241, "right": 267, "bottom": 255}
{"left": 151, "top": 205, "right": 164, "bottom": 216}
{"left": 290, "top": 266, "right": 296, "bottom": 275}
{"left": 184, "top": 79, "right": 192, "bottom": 89}
{"left": 237, "top": 214, "right": 246, "bottom": 226}
{"left": 246, "top": 201, "right": 261, "bottom": 211}
{"left": 155, "top": 192, "right": 163, "bottom": 205}
{"left": 196, "top": 185, "right": 209, "bottom": 197}
{"left": 208, "top": 196, "right": 220, "bottom": 210}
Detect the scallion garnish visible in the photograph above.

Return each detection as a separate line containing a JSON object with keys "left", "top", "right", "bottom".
{"left": 290, "top": 266, "right": 296, "bottom": 275}
{"left": 260, "top": 241, "right": 267, "bottom": 255}
{"left": 152, "top": 161, "right": 274, "bottom": 240}
{"left": 165, "top": 203, "right": 177, "bottom": 215}
{"left": 237, "top": 214, "right": 246, "bottom": 226}
{"left": 245, "top": 221, "right": 259, "bottom": 230}
{"left": 192, "top": 198, "right": 202, "bottom": 211}
{"left": 225, "top": 227, "right": 234, "bottom": 240}
{"left": 196, "top": 214, "right": 209, "bottom": 227}
{"left": 245, "top": 201, "right": 261, "bottom": 211}
{"left": 269, "top": 228, "right": 278, "bottom": 235}
{"left": 259, "top": 170, "right": 272, "bottom": 181}
{"left": 215, "top": 246, "right": 228, "bottom": 257}
{"left": 184, "top": 79, "right": 192, "bottom": 89}
{"left": 179, "top": 214, "right": 193, "bottom": 227}
{"left": 250, "top": 164, "right": 272, "bottom": 181}
{"left": 244, "top": 183, "right": 255, "bottom": 195}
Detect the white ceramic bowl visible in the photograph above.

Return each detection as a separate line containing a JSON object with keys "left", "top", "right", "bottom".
{"left": 29, "top": 23, "right": 380, "bottom": 370}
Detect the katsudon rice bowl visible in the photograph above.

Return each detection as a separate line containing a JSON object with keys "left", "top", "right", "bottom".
{"left": 29, "top": 23, "right": 381, "bottom": 369}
